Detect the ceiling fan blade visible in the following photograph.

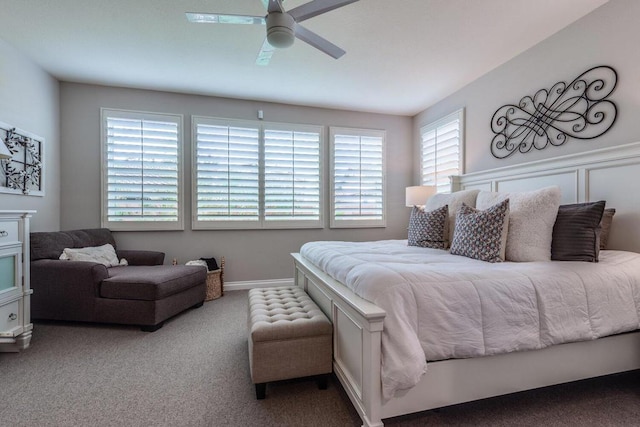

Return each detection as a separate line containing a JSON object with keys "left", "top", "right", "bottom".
{"left": 295, "top": 25, "right": 345, "bottom": 59}
{"left": 185, "top": 12, "right": 265, "bottom": 25}
{"left": 267, "top": 0, "right": 285, "bottom": 13}
{"left": 289, "top": 0, "right": 359, "bottom": 23}
{"left": 256, "top": 38, "right": 276, "bottom": 66}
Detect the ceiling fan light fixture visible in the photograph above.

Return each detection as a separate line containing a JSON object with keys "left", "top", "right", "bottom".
{"left": 266, "top": 12, "right": 295, "bottom": 48}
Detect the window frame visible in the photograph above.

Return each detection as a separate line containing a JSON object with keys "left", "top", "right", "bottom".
{"left": 191, "top": 116, "right": 324, "bottom": 230}
{"left": 329, "top": 126, "right": 386, "bottom": 229}
{"left": 100, "top": 108, "right": 184, "bottom": 231}
{"left": 419, "top": 108, "right": 464, "bottom": 194}
{"left": 262, "top": 121, "right": 324, "bottom": 229}
{"left": 191, "top": 116, "right": 261, "bottom": 230}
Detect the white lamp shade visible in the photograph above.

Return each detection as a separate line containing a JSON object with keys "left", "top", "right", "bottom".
{"left": 0, "top": 141, "right": 12, "bottom": 160}
{"left": 405, "top": 185, "right": 436, "bottom": 207}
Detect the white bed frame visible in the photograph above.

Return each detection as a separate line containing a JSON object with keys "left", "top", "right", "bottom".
{"left": 292, "top": 142, "right": 640, "bottom": 427}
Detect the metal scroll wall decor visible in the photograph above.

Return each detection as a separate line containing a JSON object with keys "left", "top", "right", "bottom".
{"left": 0, "top": 123, "right": 44, "bottom": 195}
{"left": 490, "top": 65, "right": 618, "bottom": 159}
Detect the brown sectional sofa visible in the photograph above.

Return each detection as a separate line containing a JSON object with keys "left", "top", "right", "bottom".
{"left": 30, "top": 228, "right": 206, "bottom": 331}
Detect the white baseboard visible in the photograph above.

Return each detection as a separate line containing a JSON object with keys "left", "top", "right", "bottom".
{"left": 224, "top": 278, "right": 294, "bottom": 291}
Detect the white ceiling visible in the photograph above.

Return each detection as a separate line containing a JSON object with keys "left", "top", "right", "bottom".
{"left": 0, "top": 0, "right": 607, "bottom": 116}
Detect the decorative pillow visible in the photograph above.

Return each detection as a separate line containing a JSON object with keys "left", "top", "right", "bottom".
{"left": 599, "top": 208, "right": 616, "bottom": 250}
{"left": 476, "top": 186, "right": 561, "bottom": 262}
{"left": 450, "top": 199, "right": 510, "bottom": 263}
{"left": 551, "top": 201, "right": 606, "bottom": 262}
{"left": 424, "top": 189, "right": 480, "bottom": 247}
{"left": 407, "top": 205, "right": 448, "bottom": 249}
{"left": 59, "top": 243, "right": 123, "bottom": 267}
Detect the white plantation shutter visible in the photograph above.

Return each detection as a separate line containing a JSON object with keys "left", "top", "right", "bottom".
{"left": 101, "top": 109, "right": 183, "bottom": 231}
{"left": 420, "top": 109, "right": 464, "bottom": 194}
{"left": 193, "top": 118, "right": 260, "bottom": 228}
{"left": 192, "top": 117, "right": 322, "bottom": 229}
{"left": 264, "top": 125, "right": 322, "bottom": 226}
{"left": 330, "top": 127, "right": 385, "bottom": 228}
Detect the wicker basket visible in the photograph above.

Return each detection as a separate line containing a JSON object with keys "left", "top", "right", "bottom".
{"left": 205, "top": 257, "right": 225, "bottom": 301}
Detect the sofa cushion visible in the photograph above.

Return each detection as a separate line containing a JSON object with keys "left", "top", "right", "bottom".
{"left": 31, "top": 228, "right": 116, "bottom": 260}
{"left": 101, "top": 265, "right": 207, "bottom": 301}
{"left": 66, "top": 229, "right": 116, "bottom": 249}
{"left": 31, "top": 232, "right": 75, "bottom": 260}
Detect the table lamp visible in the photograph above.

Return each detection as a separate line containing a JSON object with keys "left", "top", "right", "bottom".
{"left": 405, "top": 185, "right": 436, "bottom": 207}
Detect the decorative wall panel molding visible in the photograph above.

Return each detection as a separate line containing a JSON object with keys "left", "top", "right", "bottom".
{"left": 0, "top": 122, "right": 44, "bottom": 196}
{"left": 490, "top": 65, "right": 618, "bottom": 159}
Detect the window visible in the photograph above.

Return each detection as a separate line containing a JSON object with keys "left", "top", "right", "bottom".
{"left": 264, "top": 124, "right": 322, "bottom": 225}
{"left": 420, "top": 109, "right": 464, "bottom": 194}
{"left": 330, "top": 127, "right": 385, "bottom": 228}
{"left": 192, "top": 116, "right": 322, "bottom": 229}
{"left": 192, "top": 118, "right": 260, "bottom": 227}
{"left": 101, "top": 109, "right": 183, "bottom": 231}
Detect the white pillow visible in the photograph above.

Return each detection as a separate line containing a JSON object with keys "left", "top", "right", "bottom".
{"left": 59, "top": 243, "right": 123, "bottom": 267}
{"left": 425, "top": 189, "right": 480, "bottom": 246}
{"left": 476, "top": 186, "right": 561, "bottom": 262}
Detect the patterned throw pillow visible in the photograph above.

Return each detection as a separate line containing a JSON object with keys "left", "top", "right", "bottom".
{"left": 450, "top": 199, "right": 510, "bottom": 263}
{"left": 407, "top": 205, "right": 448, "bottom": 249}
{"left": 425, "top": 189, "right": 480, "bottom": 247}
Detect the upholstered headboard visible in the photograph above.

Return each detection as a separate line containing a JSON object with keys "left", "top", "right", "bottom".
{"left": 452, "top": 142, "right": 640, "bottom": 253}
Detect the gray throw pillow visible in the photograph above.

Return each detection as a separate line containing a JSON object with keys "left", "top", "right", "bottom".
{"left": 551, "top": 201, "right": 606, "bottom": 262}
{"left": 450, "top": 199, "right": 510, "bottom": 263}
{"left": 407, "top": 205, "right": 448, "bottom": 249}
{"left": 424, "top": 189, "right": 480, "bottom": 247}
{"left": 599, "top": 208, "right": 616, "bottom": 250}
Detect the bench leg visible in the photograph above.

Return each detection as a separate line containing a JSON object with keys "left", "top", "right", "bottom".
{"left": 255, "top": 383, "right": 266, "bottom": 400}
{"left": 316, "top": 374, "right": 329, "bottom": 390}
{"left": 141, "top": 321, "right": 164, "bottom": 332}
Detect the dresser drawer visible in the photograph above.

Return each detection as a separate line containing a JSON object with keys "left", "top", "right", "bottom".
{"left": 0, "top": 300, "right": 21, "bottom": 336}
{"left": 0, "top": 220, "right": 19, "bottom": 245}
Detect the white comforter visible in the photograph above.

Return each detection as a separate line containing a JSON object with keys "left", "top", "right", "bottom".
{"left": 300, "top": 240, "right": 640, "bottom": 400}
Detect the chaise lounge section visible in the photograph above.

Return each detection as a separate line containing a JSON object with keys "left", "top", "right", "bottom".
{"left": 30, "top": 228, "right": 207, "bottom": 331}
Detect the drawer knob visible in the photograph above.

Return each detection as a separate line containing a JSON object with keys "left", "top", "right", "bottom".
{"left": 0, "top": 230, "right": 7, "bottom": 237}
{"left": 8, "top": 313, "right": 17, "bottom": 321}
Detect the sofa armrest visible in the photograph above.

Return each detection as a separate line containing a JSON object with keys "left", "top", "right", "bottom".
{"left": 116, "top": 250, "right": 165, "bottom": 266}
{"left": 30, "top": 259, "right": 110, "bottom": 321}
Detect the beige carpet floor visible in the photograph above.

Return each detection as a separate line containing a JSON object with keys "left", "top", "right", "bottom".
{"left": 1, "top": 290, "right": 638, "bottom": 426}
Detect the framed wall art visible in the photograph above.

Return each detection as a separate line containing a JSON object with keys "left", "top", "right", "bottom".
{"left": 0, "top": 122, "right": 44, "bottom": 196}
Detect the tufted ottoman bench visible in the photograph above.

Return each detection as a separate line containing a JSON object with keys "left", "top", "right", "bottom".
{"left": 248, "top": 286, "right": 332, "bottom": 399}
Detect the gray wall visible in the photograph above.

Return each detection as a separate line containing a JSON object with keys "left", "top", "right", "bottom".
{"left": 413, "top": 0, "right": 640, "bottom": 175}
{"left": 60, "top": 83, "right": 413, "bottom": 282}
{"left": 0, "top": 39, "right": 60, "bottom": 231}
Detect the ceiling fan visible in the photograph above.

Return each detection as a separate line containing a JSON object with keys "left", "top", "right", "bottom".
{"left": 186, "top": 0, "right": 359, "bottom": 65}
